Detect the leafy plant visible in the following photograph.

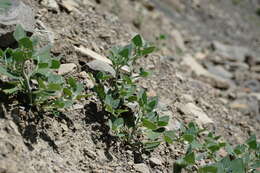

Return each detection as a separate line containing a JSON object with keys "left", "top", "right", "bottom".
{"left": 173, "top": 122, "right": 260, "bottom": 173}
{"left": 0, "top": 25, "right": 85, "bottom": 111}
{"left": 94, "top": 34, "right": 175, "bottom": 151}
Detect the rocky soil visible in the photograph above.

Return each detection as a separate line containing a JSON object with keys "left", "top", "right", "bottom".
{"left": 0, "top": 0, "right": 260, "bottom": 172}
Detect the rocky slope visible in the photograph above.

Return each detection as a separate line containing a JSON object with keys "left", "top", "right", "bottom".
{"left": 0, "top": 0, "right": 260, "bottom": 172}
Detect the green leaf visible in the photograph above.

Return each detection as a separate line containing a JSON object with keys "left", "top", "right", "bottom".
{"left": 63, "top": 88, "right": 72, "bottom": 97}
{"left": 163, "top": 130, "right": 175, "bottom": 144}
{"left": 67, "top": 77, "right": 77, "bottom": 90}
{"left": 139, "top": 68, "right": 149, "bottom": 77}
{"left": 143, "top": 141, "right": 161, "bottom": 151}
{"left": 47, "top": 83, "right": 62, "bottom": 91}
{"left": 19, "top": 37, "right": 33, "bottom": 50}
{"left": 0, "top": 0, "right": 12, "bottom": 10}
{"left": 12, "top": 50, "right": 26, "bottom": 62}
{"left": 183, "top": 134, "right": 195, "bottom": 143}
{"left": 50, "top": 60, "right": 60, "bottom": 69}
{"left": 37, "top": 78, "right": 46, "bottom": 89}
{"left": 119, "top": 45, "right": 131, "bottom": 59}
{"left": 3, "top": 86, "right": 20, "bottom": 94}
{"left": 112, "top": 117, "right": 124, "bottom": 130}
{"left": 0, "top": 66, "right": 20, "bottom": 79}
{"left": 132, "top": 34, "right": 143, "bottom": 47}
{"left": 141, "top": 46, "right": 156, "bottom": 56}
{"left": 147, "top": 97, "right": 158, "bottom": 111}
{"left": 38, "top": 63, "right": 49, "bottom": 69}
{"left": 94, "top": 84, "right": 106, "bottom": 100}
{"left": 246, "top": 135, "right": 257, "bottom": 150}
{"left": 146, "top": 130, "right": 161, "bottom": 140}
{"left": 13, "top": 24, "right": 26, "bottom": 41}
{"left": 158, "top": 116, "right": 169, "bottom": 126}
{"left": 198, "top": 166, "right": 218, "bottom": 173}
{"left": 183, "top": 152, "right": 196, "bottom": 165}
{"left": 230, "top": 158, "right": 245, "bottom": 173}
{"left": 142, "top": 118, "right": 157, "bottom": 130}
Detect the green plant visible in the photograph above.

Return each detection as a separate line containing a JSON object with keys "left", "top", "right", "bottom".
{"left": 0, "top": 25, "right": 85, "bottom": 111}
{"left": 173, "top": 122, "right": 260, "bottom": 173}
{"left": 94, "top": 34, "right": 175, "bottom": 151}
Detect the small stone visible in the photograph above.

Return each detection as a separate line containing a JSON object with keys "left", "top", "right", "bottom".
{"left": 58, "top": 63, "right": 77, "bottom": 75}
{"left": 181, "top": 94, "right": 194, "bottom": 102}
{"left": 179, "top": 103, "right": 213, "bottom": 127}
{"left": 207, "top": 65, "right": 233, "bottom": 79}
{"left": 87, "top": 60, "right": 116, "bottom": 77}
{"left": 41, "top": 0, "right": 59, "bottom": 11}
{"left": 133, "top": 163, "right": 150, "bottom": 173}
{"left": 61, "top": 0, "right": 80, "bottom": 12}
{"left": 149, "top": 157, "right": 162, "bottom": 166}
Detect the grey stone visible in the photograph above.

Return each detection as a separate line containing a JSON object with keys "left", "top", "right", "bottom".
{"left": 41, "top": 0, "right": 59, "bottom": 11}
{"left": 87, "top": 60, "right": 116, "bottom": 77}
{"left": 182, "top": 55, "right": 230, "bottom": 89}
{"left": 212, "top": 41, "right": 251, "bottom": 62}
{"left": 134, "top": 163, "right": 150, "bottom": 173}
{"left": 58, "top": 63, "right": 77, "bottom": 75}
{"left": 179, "top": 103, "right": 213, "bottom": 127}
{"left": 0, "top": 0, "right": 34, "bottom": 47}
{"left": 207, "top": 65, "right": 233, "bottom": 79}
{"left": 149, "top": 157, "right": 162, "bottom": 166}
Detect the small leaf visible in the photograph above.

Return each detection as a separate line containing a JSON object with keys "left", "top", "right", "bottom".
{"left": 246, "top": 135, "right": 257, "bottom": 150}
{"left": 198, "top": 166, "right": 218, "bottom": 173}
{"left": 132, "top": 34, "right": 143, "bottom": 47}
{"left": 158, "top": 116, "right": 169, "bottom": 126}
{"left": 141, "top": 46, "right": 156, "bottom": 56}
{"left": 37, "top": 78, "right": 46, "bottom": 89}
{"left": 230, "top": 158, "right": 245, "bottom": 173}
{"left": 146, "top": 130, "right": 161, "bottom": 140}
{"left": 12, "top": 51, "right": 26, "bottom": 62}
{"left": 143, "top": 141, "right": 161, "bottom": 151}
{"left": 38, "top": 63, "right": 49, "bottom": 69}
{"left": 147, "top": 97, "right": 158, "bottom": 111}
{"left": 50, "top": 60, "right": 60, "bottom": 69}
{"left": 13, "top": 24, "right": 26, "bottom": 41}
{"left": 63, "top": 88, "right": 72, "bottom": 97}
{"left": 163, "top": 130, "right": 175, "bottom": 144}
{"left": 183, "top": 134, "right": 195, "bottom": 143}
{"left": 142, "top": 118, "right": 157, "bottom": 130}
{"left": 112, "top": 117, "right": 124, "bottom": 130}
{"left": 19, "top": 37, "right": 33, "bottom": 50}
{"left": 48, "top": 83, "right": 62, "bottom": 91}
{"left": 183, "top": 152, "right": 196, "bottom": 165}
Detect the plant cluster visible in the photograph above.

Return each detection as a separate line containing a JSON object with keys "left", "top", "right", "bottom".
{"left": 94, "top": 34, "right": 175, "bottom": 151}
{"left": 173, "top": 122, "right": 260, "bottom": 173}
{"left": 0, "top": 25, "right": 85, "bottom": 111}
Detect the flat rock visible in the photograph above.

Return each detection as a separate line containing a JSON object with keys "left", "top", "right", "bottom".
{"left": 182, "top": 55, "right": 230, "bottom": 89}
{"left": 41, "top": 0, "right": 59, "bottom": 11}
{"left": 134, "top": 163, "right": 150, "bottom": 173}
{"left": 0, "top": 0, "right": 34, "bottom": 47}
{"left": 207, "top": 65, "right": 233, "bottom": 79}
{"left": 149, "top": 157, "right": 163, "bottom": 166}
{"left": 212, "top": 41, "right": 251, "bottom": 62}
{"left": 58, "top": 63, "right": 77, "bottom": 75}
{"left": 86, "top": 60, "right": 116, "bottom": 77}
{"left": 179, "top": 103, "right": 213, "bottom": 127}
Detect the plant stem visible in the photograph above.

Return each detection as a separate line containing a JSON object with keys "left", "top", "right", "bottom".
{"left": 22, "top": 60, "right": 32, "bottom": 105}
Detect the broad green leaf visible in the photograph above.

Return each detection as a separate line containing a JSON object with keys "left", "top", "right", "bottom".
{"left": 48, "top": 74, "right": 64, "bottom": 84}
{"left": 67, "top": 77, "right": 77, "bottom": 90}
{"left": 198, "top": 166, "right": 218, "bottom": 173}
{"left": 47, "top": 83, "right": 62, "bottom": 91}
{"left": 183, "top": 152, "right": 196, "bottom": 165}
{"left": 112, "top": 117, "right": 124, "bottom": 130}
{"left": 119, "top": 45, "right": 131, "bottom": 59}
{"left": 34, "top": 45, "right": 52, "bottom": 62}
{"left": 141, "top": 46, "right": 156, "bottom": 56}
{"left": 158, "top": 116, "right": 169, "bottom": 126}
{"left": 163, "top": 130, "right": 175, "bottom": 144}
{"left": 12, "top": 50, "right": 26, "bottom": 62}
{"left": 94, "top": 84, "right": 105, "bottom": 100}
{"left": 50, "top": 60, "right": 60, "bottom": 69}
{"left": 63, "top": 88, "right": 72, "bottom": 97}
{"left": 142, "top": 118, "right": 157, "bottom": 130}
{"left": 246, "top": 135, "right": 257, "bottom": 150}
{"left": 147, "top": 97, "right": 158, "bottom": 111}
{"left": 38, "top": 62, "right": 49, "bottom": 69}
{"left": 143, "top": 141, "right": 161, "bottom": 151}
{"left": 0, "top": 0, "right": 11, "bottom": 10}
{"left": 19, "top": 37, "right": 33, "bottom": 50}
{"left": 37, "top": 78, "right": 46, "bottom": 89}
{"left": 132, "top": 34, "right": 143, "bottom": 47}
{"left": 13, "top": 25, "right": 26, "bottom": 41}
{"left": 230, "top": 158, "right": 245, "bottom": 173}
{"left": 182, "top": 134, "right": 195, "bottom": 143}
{"left": 146, "top": 130, "right": 161, "bottom": 140}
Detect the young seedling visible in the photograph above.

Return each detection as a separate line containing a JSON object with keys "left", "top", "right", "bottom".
{"left": 0, "top": 25, "right": 85, "bottom": 111}
{"left": 94, "top": 34, "right": 175, "bottom": 151}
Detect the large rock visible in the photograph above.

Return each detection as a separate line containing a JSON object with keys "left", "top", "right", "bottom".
{"left": 182, "top": 55, "right": 230, "bottom": 89}
{"left": 86, "top": 60, "right": 116, "bottom": 77}
{"left": 212, "top": 41, "right": 251, "bottom": 62}
{"left": 179, "top": 103, "right": 214, "bottom": 127}
{"left": 0, "top": 0, "right": 34, "bottom": 47}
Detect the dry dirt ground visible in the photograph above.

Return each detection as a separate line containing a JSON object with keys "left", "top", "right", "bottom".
{"left": 0, "top": 0, "right": 260, "bottom": 172}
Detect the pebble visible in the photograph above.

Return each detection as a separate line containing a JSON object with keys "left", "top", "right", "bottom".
{"left": 58, "top": 63, "right": 77, "bottom": 75}
{"left": 133, "top": 163, "right": 150, "bottom": 173}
